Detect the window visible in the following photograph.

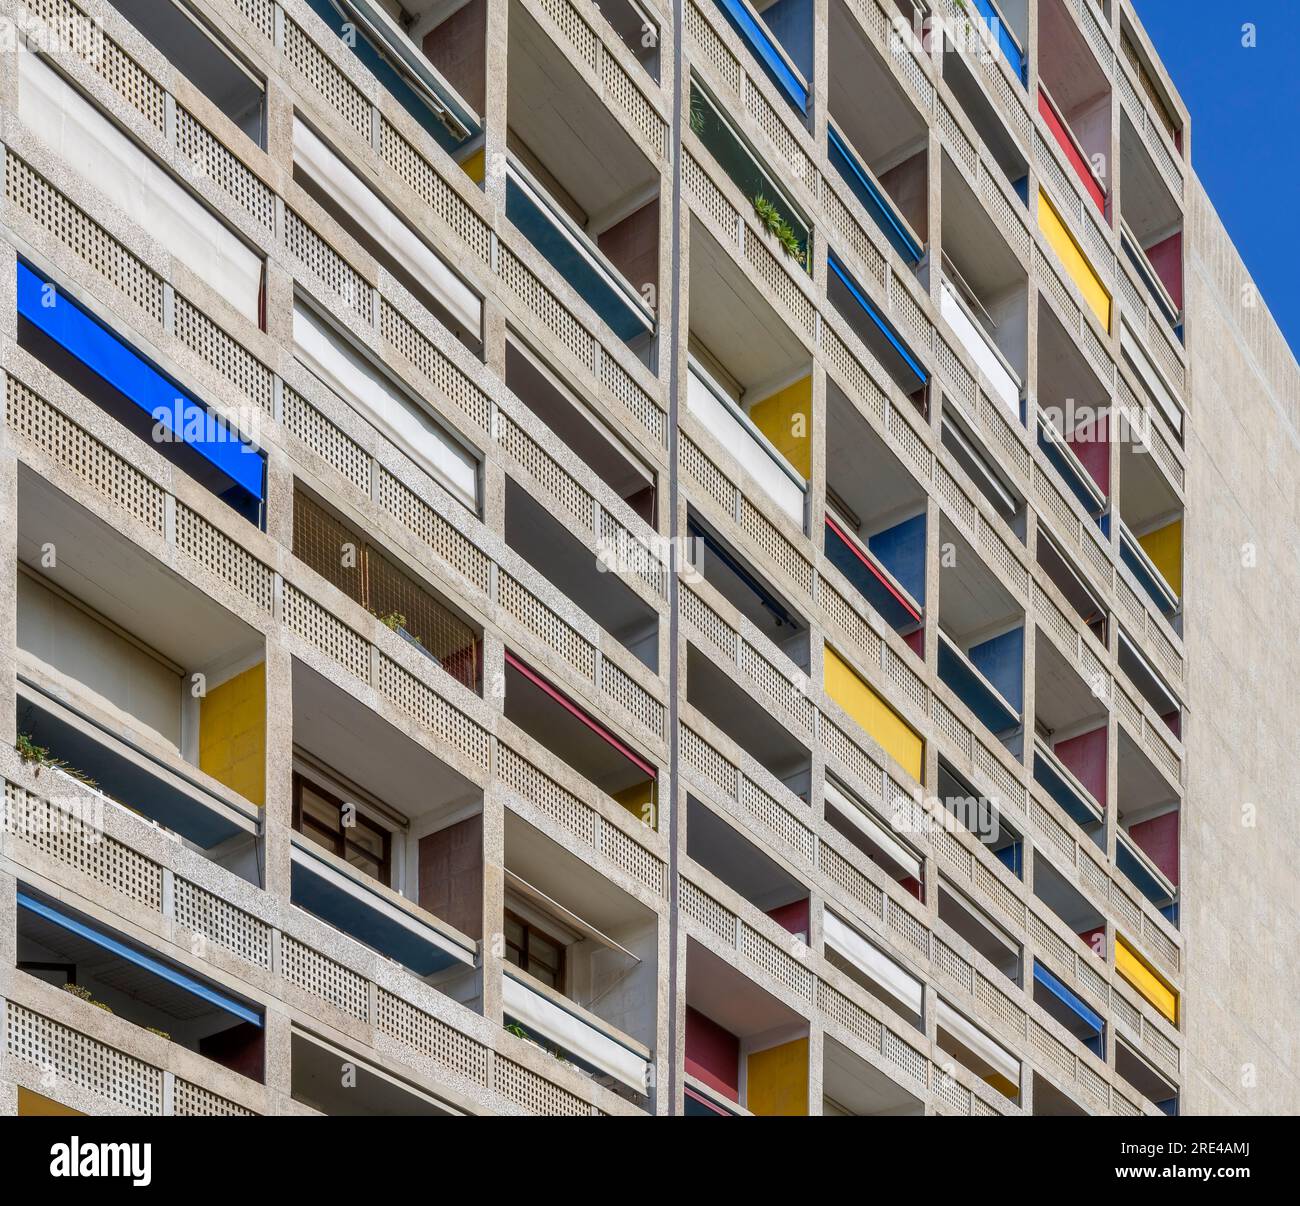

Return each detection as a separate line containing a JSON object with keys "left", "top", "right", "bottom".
{"left": 292, "top": 773, "right": 391, "bottom": 886}
{"left": 503, "top": 909, "right": 565, "bottom": 991}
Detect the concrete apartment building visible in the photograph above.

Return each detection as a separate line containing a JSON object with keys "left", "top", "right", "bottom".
{"left": 0, "top": 0, "right": 1293, "bottom": 1117}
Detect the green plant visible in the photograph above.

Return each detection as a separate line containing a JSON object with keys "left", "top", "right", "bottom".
{"left": 17, "top": 732, "right": 99, "bottom": 789}
{"left": 62, "top": 983, "right": 113, "bottom": 1014}
{"left": 689, "top": 89, "right": 707, "bottom": 136}
{"left": 144, "top": 1026, "right": 171, "bottom": 1041}
{"left": 504, "top": 1021, "right": 530, "bottom": 1041}
{"left": 752, "top": 194, "right": 805, "bottom": 264}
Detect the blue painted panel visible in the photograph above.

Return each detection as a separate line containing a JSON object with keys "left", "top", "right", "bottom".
{"left": 828, "top": 253, "right": 928, "bottom": 388}
{"left": 305, "top": 0, "right": 475, "bottom": 151}
{"left": 506, "top": 177, "right": 649, "bottom": 345}
{"left": 758, "top": 0, "right": 813, "bottom": 80}
{"left": 17, "top": 263, "right": 265, "bottom": 500}
{"left": 714, "top": 0, "right": 808, "bottom": 113}
{"left": 939, "top": 641, "right": 1020, "bottom": 735}
{"left": 17, "top": 892, "right": 262, "bottom": 1026}
{"left": 827, "top": 126, "right": 923, "bottom": 264}
{"left": 1117, "top": 842, "right": 1174, "bottom": 909}
{"left": 995, "top": 839, "right": 1023, "bottom": 878}
{"left": 1120, "top": 539, "right": 1177, "bottom": 616}
{"left": 968, "top": 626, "right": 1024, "bottom": 712}
{"left": 971, "top": 0, "right": 1025, "bottom": 82}
{"left": 291, "top": 861, "right": 461, "bottom": 977}
{"left": 1034, "top": 959, "right": 1104, "bottom": 1034}
{"left": 867, "top": 512, "right": 927, "bottom": 605}
{"left": 825, "top": 521, "right": 917, "bottom": 633}
{"left": 1033, "top": 752, "right": 1102, "bottom": 828}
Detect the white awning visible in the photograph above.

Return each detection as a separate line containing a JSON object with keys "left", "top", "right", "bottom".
{"left": 19, "top": 54, "right": 263, "bottom": 324}
{"left": 937, "top": 1000, "right": 1020, "bottom": 1085}
{"left": 502, "top": 973, "right": 648, "bottom": 1094}
{"left": 1121, "top": 319, "right": 1183, "bottom": 436}
{"left": 824, "top": 910, "right": 923, "bottom": 1016}
{"left": 824, "top": 780, "right": 922, "bottom": 883}
{"left": 292, "top": 117, "right": 481, "bottom": 338}
{"left": 293, "top": 300, "right": 479, "bottom": 510}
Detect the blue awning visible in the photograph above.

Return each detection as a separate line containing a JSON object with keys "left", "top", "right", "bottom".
{"left": 827, "top": 253, "right": 929, "bottom": 389}
{"left": 828, "top": 125, "right": 923, "bottom": 265}
{"left": 17, "top": 262, "right": 265, "bottom": 500}
{"left": 714, "top": 0, "right": 808, "bottom": 113}
{"left": 1034, "top": 959, "right": 1103, "bottom": 1034}
{"left": 17, "top": 891, "right": 263, "bottom": 1027}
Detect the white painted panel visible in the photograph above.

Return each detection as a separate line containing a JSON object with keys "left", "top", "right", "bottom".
{"left": 1121, "top": 320, "right": 1183, "bottom": 436}
{"left": 19, "top": 54, "right": 263, "bottom": 323}
{"left": 293, "top": 301, "right": 479, "bottom": 510}
{"left": 940, "top": 281, "right": 1020, "bottom": 416}
{"left": 293, "top": 118, "right": 481, "bottom": 338}
{"left": 824, "top": 910, "right": 923, "bottom": 1015}
{"left": 824, "top": 780, "right": 922, "bottom": 882}
{"left": 937, "top": 999, "right": 1020, "bottom": 1084}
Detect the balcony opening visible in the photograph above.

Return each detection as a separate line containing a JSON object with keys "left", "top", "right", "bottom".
{"left": 292, "top": 119, "right": 483, "bottom": 353}
{"left": 505, "top": 337, "right": 657, "bottom": 524}
{"left": 1117, "top": 629, "right": 1180, "bottom": 738}
{"left": 1120, "top": 21, "right": 1183, "bottom": 151}
{"left": 940, "top": 401, "right": 1026, "bottom": 545}
{"left": 1036, "top": 301, "right": 1111, "bottom": 522}
{"left": 303, "top": 0, "right": 483, "bottom": 161}
{"left": 939, "top": 154, "right": 1028, "bottom": 419}
{"left": 1037, "top": 189, "right": 1112, "bottom": 332}
{"left": 824, "top": 908, "right": 923, "bottom": 1028}
{"left": 17, "top": 262, "right": 266, "bottom": 529}
{"left": 1033, "top": 959, "right": 1104, "bottom": 1057}
{"left": 1037, "top": 527, "right": 1108, "bottom": 644}
{"left": 1118, "top": 443, "right": 1182, "bottom": 624}
{"left": 690, "top": 78, "right": 811, "bottom": 277}
{"left": 602, "top": 0, "right": 662, "bottom": 82}
{"left": 938, "top": 756, "right": 1024, "bottom": 878}
{"left": 686, "top": 513, "right": 810, "bottom": 670}
{"left": 1032, "top": 856, "right": 1105, "bottom": 954}
{"left": 1120, "top": 319, "right": 1183, "bottom": 441}
{"left": 822, "top": 1034, "right": 923, "bottom": 1115}
{"left": 828, "top": 0, "right": 928, "bottom": 261}
{"left": 1116, "top": 934, "right": 1178, "bottom": 1026}
{"left": 292, "top": 299, "right": 480, "bottom": 514}
{"left": 687, "top": 796, "right": 810, "bottom": 934}
{"left": 936, "top": 997, "right": 1020, "bottom": 1101}
{"left": 938, "top": 879, "right": 1021, "bottom": 984}
{"left": 1119, "top": 165, "right": 1183, "bottom": 339}
{"left": 17, "top": 55, "right": 266, "bottom": 329}
{"left": 715, "top": 0, "right": 813, "bottom": 117}
{"left": 824, "top": 777, "right": 924, "bottom": 901}
{"left": 827, "top": 253, "right": 929, "bottom": 413}
{"left": 937, "top": 519, "right": 1024, "bottom": 752}
{"left": 1116, "top": 728, "right": 1179, "bottom": 920}
{"left": 1032, "top": 635, "right": 1108, "bottom": 839}
{"left": 967, "top": 0, "right": 1027, "bottom": 82}
{"left": 1038, "top": 0, "right": 1111, "bottom": 217}
{"left": 686, "top": 938, "right": 810, "bottom": 1115}
{"left": 17, "top": 467, "right": 268, "bottom": 821}
{"left": 107, "top": 0, "right": 266, "bottom": 146}
{"left": 687, "top": 223, "right": 813, "bottom": 528}
{"left": 289, "top": 658, "right": 482, "bottom": 993}
{"left": 940, "top": 33, "right": 1030, "bottom": 195}
{"left": 503, "top": 650, "right": 658, "bottom": 827}
{"left": 687, "top": 644, "right": 811, "bottom": 798}
{"left": 824, "top": 645, "right": 924, "bottom": 784}
{"left": 292, "top": 1029, "right": 460, "bottom": 1114}
{"left": 17, "top": 889, "right": 265, "bottom": 1082}
{"left": 294, "top": 485, "right": 482, "bottom": 691}
{"left": 1116, "top": 1035, "right": 1178, "bottom": 1115}
{"left": 825, "top": 380, "right": 926, "bottom": 651}
{"left": 503, "top": 812, "right": 656, "bottom": 1102}
{"left": 504, "top": 478, "right": 659, "bottom": 672}
{"left": 1032, "top": 1071, "right": 1088, "bottom": 1115}
{"left": 507, "top": 0, "right": 659, "bottom": 356}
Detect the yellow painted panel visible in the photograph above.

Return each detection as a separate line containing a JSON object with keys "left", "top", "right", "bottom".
{"left": 823, "top": 646, "right": 924, "bottom": 781}
{"left": 749, "top": 376, "right": 812, "bottom": 479}
{"left": 747, "top": 1037, "right": 809, "bottom": 1116}
{"left": 199, "top": 663, "right": 266, "bottom": 807}
{"left": 461, "top": 148, "right": 485, "bottom": 185}
{"left": 19, "top": 1087, "right": 83, "bottom": 1116}
{"left": 1037, "top": 190, "right": 1112, "bottom": 331}
{"left": 1116, "top": 936, "right": 1178, "bottom": 1023}
{"left": 611, "top": 780, "right": 657, "bottom": 830}
{"left": 1138, "top": 519, "right": 1182, "bottom": 596}
{"left": 985, "top": 1072, "right": 1020, "bottom": 1101}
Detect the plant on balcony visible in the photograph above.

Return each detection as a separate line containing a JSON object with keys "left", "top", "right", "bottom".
{"left": 62, "top": 983, "right": 112, "bottom": 1014}
{"left": 16, "top": 732, "right": 99, "bottom": 790}
{"left": 752, "top": 194, "right": 805, "bottom": 265}
{"left": 689, "top": 90, "right": 707, "bottom": 137}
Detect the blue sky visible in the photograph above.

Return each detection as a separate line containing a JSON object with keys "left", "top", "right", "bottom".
{"left": 1134, "top": 1, "right": 1300, "bottom": 352}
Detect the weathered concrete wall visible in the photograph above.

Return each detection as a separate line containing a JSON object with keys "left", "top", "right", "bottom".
{"left": 1183, "top": 175, "right": 1300, "bottom": 1115}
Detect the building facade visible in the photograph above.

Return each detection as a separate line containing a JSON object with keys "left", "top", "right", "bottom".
{"left": 0, "top": 0, "right": 1290, "bottom": 1117}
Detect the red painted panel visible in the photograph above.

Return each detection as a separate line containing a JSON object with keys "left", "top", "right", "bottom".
{"left": 1130, "top": 811, "right": 1180, "bottom": 885}
{"left": 1055, "top": 725, "right": 1108, "bottom": 808}
{"left": 685, "top": 1007, "right": 740, "bottom": 1102}
{"left": 1144, "top": 230, "right": 1184, "bottom": 310}
{"left": 1067, "top": 412, "right": 1110, "bottom": 497}
{"left": 1077, "top": 925, "right": 1106, "bottom": 959}
{"left": 766, "top": 898, "right": 810, "bottom": 940}
{"left": 904, "top": 628, "right": 925, "bottom": 658}
{"left": 1038, "top": 89, "right": 1106, "bottom": 213}
{"left": 900, "top": 875, "right": 924, "bottom": 902}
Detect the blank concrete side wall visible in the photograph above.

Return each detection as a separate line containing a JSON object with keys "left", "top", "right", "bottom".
{"left": 1183, "top": 176, "right": 1300, "bottom": 1114}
